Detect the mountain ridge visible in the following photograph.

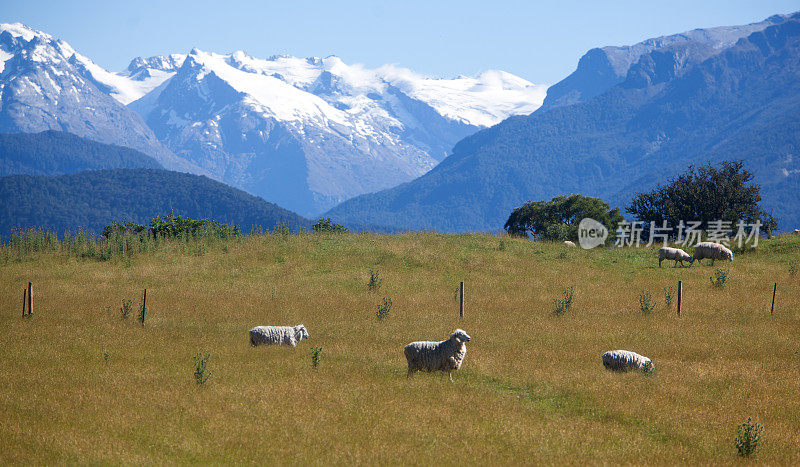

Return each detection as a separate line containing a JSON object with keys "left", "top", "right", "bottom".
{"left": 325, "top": 12, "right": 800, "bottom": 232}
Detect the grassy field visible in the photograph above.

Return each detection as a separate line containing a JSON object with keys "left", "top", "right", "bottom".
{"left": 1, "top": 232, "right": 799, "bottom": 464}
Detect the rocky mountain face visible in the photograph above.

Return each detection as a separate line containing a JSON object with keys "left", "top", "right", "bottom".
{"left": 325, "top": 12, "right": 800, "bottom": 232}
{"left": 0, "top": 23, "right": 202, "bottom": 174}
{"left": 539, "top": 13, "right": 789, "bottom": 111}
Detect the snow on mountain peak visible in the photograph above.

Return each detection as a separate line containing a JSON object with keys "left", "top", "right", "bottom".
{"left": 0, "top": 22, "right": 49, "bottom": 42}
{"left": 165, "top": 50, "right": 547, "bottom": 127}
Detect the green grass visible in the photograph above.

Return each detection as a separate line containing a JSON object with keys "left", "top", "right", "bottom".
{"left": 0, "top": 232, "right": 799, "bottom": 463}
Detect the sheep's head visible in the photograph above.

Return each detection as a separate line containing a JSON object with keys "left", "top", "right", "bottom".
{"left": 296, "top": 325, "right": 310, "bottom": 340}
{"left": 451, "top": 329, "right": 471, "bottom": 343}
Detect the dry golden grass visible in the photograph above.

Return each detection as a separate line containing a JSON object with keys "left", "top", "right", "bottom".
{"left": 1, "top": 232, "right": 799, "bottom": 464}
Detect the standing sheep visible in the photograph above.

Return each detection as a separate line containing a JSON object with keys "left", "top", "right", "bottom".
{"left": 404, "top": 329, "right": 471, "bottom": 382}
{"left": 690, "top": 242, "right": 734, "bottom": 266}
{"left": 658, "top": 247, "right": 692, "bottom": 267}
{"left": 602, "top": 350, "right": 653, "bottom": 373}
{"left": 249, "top": 324, "right": 310, "bottom": 347}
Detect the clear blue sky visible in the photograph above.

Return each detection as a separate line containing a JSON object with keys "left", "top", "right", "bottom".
{"left": 3, "top": 0, "right": 799, "bottom": 84}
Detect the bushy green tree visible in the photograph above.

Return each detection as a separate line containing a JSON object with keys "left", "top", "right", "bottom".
{"left": 627, "top": 161, "right": 776, "bottom": 234}
{"left": 504, "top": 194, "right": 623, "bottom": 242}
{"left": 312, "top": 218, "right": 349, "bottom": 233}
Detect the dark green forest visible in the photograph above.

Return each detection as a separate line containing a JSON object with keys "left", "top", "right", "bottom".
{"left": 0, "top": 131, "right": 162, "bottom": 176}
{"left": 0, "top": 169, "right": 309, "bottom": 238}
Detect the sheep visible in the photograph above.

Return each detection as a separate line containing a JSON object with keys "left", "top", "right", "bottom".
{"left": 793, "top": 229, "right": 800, "bottom": 235}
{"left": 602, "top": 350, "right": 653, "bottom": 373}
{"left": 249, "top": 324, "right": 309, "bottom": 348}
{"left": 690, "top": 241, "right": 734, "bottom": 266}
{"left": 658, "top": 246, "right": 692, "bottom": 267}
{"left": 404, "top": 329, "right": 471, "bottom": 382}
{"left": 564, "top": 240, "right": 576, "bottom": 247}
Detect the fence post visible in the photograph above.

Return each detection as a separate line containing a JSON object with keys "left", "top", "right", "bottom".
{"left": 771, "top": 283, "right": 776, "bottom": 316}
{"left": 27, "top": 282, "right": 33, "bottom": 317}
{"left": 459, "top": 281, "right": 464, "bottom": 318}
{"left": 141, "top": 288, "right": 147, "bottom": 326}
{"left": 677, "top": 280, "right": 682, "bottom": 316}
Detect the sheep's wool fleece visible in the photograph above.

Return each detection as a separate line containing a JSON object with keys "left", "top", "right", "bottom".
{"left": 404, "top": 338, "right": 466, "bottom": 372}
{"left": 692, "top": 242, "right": 734, "bottom": 261}
{"left": 602, "top": 350, "right": 652, "bottom": 372}
{"left": 249, "top": 325, "right": 303, "bottom": 347}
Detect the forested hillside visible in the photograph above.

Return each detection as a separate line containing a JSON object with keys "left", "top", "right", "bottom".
{"left": 0, "top": 169, "right": 309, "bottom": 237}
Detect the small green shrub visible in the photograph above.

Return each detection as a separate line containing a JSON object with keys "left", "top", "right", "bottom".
{"left": 789, "top": 260, "right": 797, "bottom": 276}
{"left": 710, "top": 268, "right": 729, "bottom": 287}
{"left": 552, "top": 286, "right": 575, "bottom": 316}
{"left": 367, "top": 269, "right": 382, "bottom": 292}
{"left": 639, "top": 290, "right": 656, "bottom": 314}
{"left": 735, "top": 417, "right": 763, "bottom": 457}
{"left": 664, "top": 286, "right": 674, "bottom": 309}
{"left": 120, "top": 299, "right": 133, "bottom": 319}
{"left": 103, "top": 352, "right": 110, "bottom": 363}
{"left": 311, "top": 347, "right": 323, "bottom": 368}
{"left": 498, "top": 240, "right": 507, "bottom": 251}
{"left": 312, "top": 218, "right": 349, "bottom": 233}
{"left": 641, "top": 361, "right": 655, "bottom": 375}
{"left": 376, "top": 297, "right": 392, "bottom": 321}
{"left": 193, "top": 353, "right": 212, "bottom": 385}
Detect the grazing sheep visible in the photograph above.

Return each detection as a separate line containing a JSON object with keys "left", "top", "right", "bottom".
{"left": 793, "top": 229, "right": 800, "bottom": 235}
{"left": 690, "top": 241, "right": 734, "bottom": 266}
{"left": 404, "top": 329, "right": 471, "bottom": 382}
{"left": 602, "top": 350, "right": 653, "bottom": 373}
{"left": 658, "top": 247, "right": 692, "bottom": 267}
{"left": 249, "top": 324, "right": 309, "bottom": 348}
{"left": 564, "top": 240, "right": 576, "bottom": 247}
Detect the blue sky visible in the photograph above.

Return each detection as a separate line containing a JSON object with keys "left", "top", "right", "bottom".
{"left": 2, "top": 0, "right": 799, "bottom": 84}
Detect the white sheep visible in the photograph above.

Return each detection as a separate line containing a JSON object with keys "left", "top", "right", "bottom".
{"left": 602, "top": 350, "right": 653, "bottom": 373}
{"left": 404, "top": 329, "right": 471, "bottom": 382}
{"left": 690, "top": 241, "right": 734, "bottom": 266}
{"left": 793, "top": 229, "right": 800, "bottom": 235}
{"left": 564, "top": 240, "right": 576, "bottom": 247}
{"left": 249, "top": 324, "right": 309, "bottom": 347}
{"left": 658, "top": 246, "right": 692, "bottom": 267}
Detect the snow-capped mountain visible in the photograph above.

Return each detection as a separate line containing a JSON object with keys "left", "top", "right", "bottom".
{"left": 127, "top": 49, "right": 546, "bottom": 215}
{"left": 0, "top": 23, "right": 201, "bottom": 174}
{"left": 0, "top": 22, "right": 546, "bottom": 216}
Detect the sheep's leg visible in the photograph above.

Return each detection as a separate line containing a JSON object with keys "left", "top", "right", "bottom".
{"left": 674, "top": 260, "right": 678, "bottom": 268}
{"left": 658, "top": 258, "right": 663, "bottom": 268}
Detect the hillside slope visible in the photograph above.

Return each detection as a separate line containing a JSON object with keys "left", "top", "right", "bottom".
{"left": 325, "top": 13, "right": 800, "bottom": 232}
{"left": 0, "top": 168, "right": 309, "bottom": 236}
{"left": 0, "top": 130, "right": 162, "bottom": 176}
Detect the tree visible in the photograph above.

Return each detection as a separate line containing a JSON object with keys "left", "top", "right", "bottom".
{"left": 626, "top": 161, "right": 776, "bottom": 235}
{"left": 312, "top": 218, "right": 349, "bottom": 233}
{"left": 504, "top": 194, "right": 623, "bottom": 242}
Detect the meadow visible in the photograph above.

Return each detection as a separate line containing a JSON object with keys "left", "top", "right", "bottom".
{"left": 1, "top": 231, "right": 799, "bottom": 464}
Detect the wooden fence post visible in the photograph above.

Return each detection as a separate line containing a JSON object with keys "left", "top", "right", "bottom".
{"left": 771, "top": 283, "right": 776, "bottom": 316}
{"left": 141, "top": 288, "right": 147, "bottom": 326}
{"left": 677, "top": 280, "right": 682, "bottom": 316}
{"left": 27, "top": 282, "right": 32, "bottom": 317}
{"left": 459, "top": 281, "right": 464, "bottom": 318}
